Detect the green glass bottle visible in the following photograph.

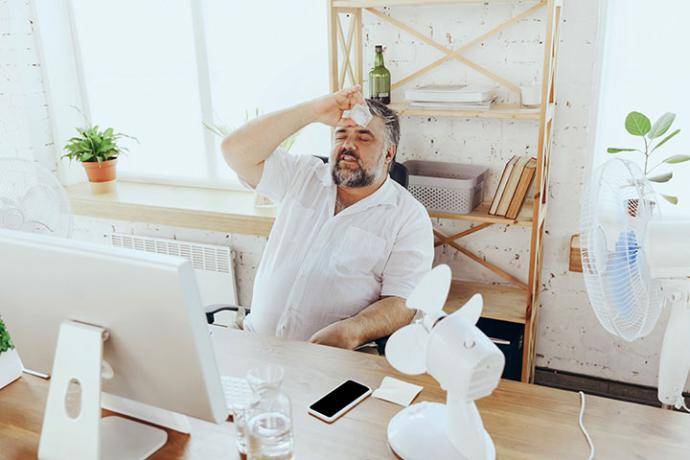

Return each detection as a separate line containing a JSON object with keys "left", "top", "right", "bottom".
{"left": 369, "top": 45, "right": 391, "bottom": 104}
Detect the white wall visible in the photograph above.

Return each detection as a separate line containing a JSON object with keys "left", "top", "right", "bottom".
{"left": 2, "top": 0, "right": 683, "bottom": 390}
{"left": 0, "top": 0, "right": 55, "bottom": 170}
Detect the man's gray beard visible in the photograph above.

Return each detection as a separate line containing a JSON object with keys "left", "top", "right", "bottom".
{"left": 331, "top": 162, "right": 376, "bottom": 187}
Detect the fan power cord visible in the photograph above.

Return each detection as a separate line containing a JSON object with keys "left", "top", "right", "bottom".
{"left": 578, "top": 391, "right": 595, "bottom": 460}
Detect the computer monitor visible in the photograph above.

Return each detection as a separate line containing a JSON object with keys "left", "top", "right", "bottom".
{"left": 0, "top": 229, "right": 228, "bottom": 457}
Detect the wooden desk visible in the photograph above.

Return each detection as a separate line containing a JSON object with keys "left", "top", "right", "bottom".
{"left": 1, "top": 327, "right": 689, "bottom": 459}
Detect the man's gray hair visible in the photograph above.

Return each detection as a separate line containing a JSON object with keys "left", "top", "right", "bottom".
{"left": 365, "top": 99, "right": 400, "bottom": 150}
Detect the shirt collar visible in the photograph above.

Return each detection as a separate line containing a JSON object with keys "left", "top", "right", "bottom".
{"left": 327, "top": 177, "right": 398, "bottom": 219}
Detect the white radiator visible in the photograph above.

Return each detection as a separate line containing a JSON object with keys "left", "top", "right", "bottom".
{"left": 110, "top": 233, "right": 239, "bottom": 326}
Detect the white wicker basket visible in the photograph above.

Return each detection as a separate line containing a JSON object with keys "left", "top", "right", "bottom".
{"left": 404, "top": 160, "right": 488, "bottom": 214}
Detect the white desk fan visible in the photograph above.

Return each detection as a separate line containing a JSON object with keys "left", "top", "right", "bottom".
{"left": 580, "top": 158, "right": 690, "bottom": 408}
{"left": 0, "top": 158, "right": 73, "bottom": 237}
{"left": 385, "top": 265, "right": 505, "bottom": 460}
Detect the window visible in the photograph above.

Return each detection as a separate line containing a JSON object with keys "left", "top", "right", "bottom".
{"left": 593, "top": 0, "right": 690, "bottom": 213}
{"left": 53, "top": 0, "right": 330, "bottom": 188}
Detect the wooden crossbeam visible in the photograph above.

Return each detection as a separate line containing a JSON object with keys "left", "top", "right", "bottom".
{"left": 433, "top": 229, "right": 528, "bottom": 290}
{"left": 433, "top": 223, "right": 492, "bottom": 247}
{"left": 366, "top": 5, "right": 545, "bottom": 94}
{"left": 336, "top": 15, "right": 357, "bottom": 87}
{"left": 354, "top": 10, "right": 363, "bottom": 85}
{"left": 392, "top": 2, "right": 545, "bottom": 91}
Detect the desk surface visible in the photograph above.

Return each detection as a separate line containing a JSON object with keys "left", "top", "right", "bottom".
{"left": 1, "top": 327, "right": 689, "bottom": 459}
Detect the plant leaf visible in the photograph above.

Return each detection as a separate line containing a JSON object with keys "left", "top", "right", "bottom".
{"left": 661, "top": 194, "right": 679, "bottom": 205}
{"left": 625, "top": 111, "right": 651, "bottom": 136}
{"left": 647, "top": 172, "right": 673, "bottom": 183}
{"left": 607, "top": 148, "right": 637, "bottom": 154}
{"left": 663, "top": 154, "right": 690, "bottom": 164}
{"left": 652, "top": 129, "right": 680, "bottom": 152}
{"left": 648, "top": 112, "right": 676, "bottom": 139}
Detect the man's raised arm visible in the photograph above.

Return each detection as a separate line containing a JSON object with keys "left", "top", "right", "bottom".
{"left": 221, "top": 85, "right": 364, "bottom": 188}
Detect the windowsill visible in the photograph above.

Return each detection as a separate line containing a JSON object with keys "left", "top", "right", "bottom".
{"left": 66, "top": 181, "right": 276, "bottom": 237}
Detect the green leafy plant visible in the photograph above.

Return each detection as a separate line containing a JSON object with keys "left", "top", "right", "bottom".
{"left": 0, "top": 317, "right": 14, "bottom": 355}
{"left": 62, "top": 125, "right": 136, "bottom": 164}
{"left": 608, "top": 111, "right": 689, "bottom": 204}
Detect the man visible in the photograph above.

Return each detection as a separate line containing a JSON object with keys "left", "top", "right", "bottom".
{"left": 221, "top": 85, "right": 433, "bottom": 350}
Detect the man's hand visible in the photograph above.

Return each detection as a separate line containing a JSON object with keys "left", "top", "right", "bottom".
{"left": 308, "top": 319, "right": 361, "bottom": 350}
{"left": 311, "top": 85, "right": 366, "bottom": 128}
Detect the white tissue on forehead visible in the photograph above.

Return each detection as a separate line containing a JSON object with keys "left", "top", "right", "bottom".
{"left": 343, "top": 103, "right": 373, "bottom": 128}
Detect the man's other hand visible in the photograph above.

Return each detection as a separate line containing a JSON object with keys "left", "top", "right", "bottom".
{"left": 308, "top": 319, "right": 361, "bottom": 350}
{"left": 311, "top": 85, "right": 366, "bottom": 128}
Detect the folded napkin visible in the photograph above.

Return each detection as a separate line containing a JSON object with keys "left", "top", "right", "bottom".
{"left": 372, "top": 376, "right": 423, "bottom": 407}
{"left": 343, "top": 103, "right": 373, "bottom": 127}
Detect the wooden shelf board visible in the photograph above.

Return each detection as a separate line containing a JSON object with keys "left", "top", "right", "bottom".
{"left": 333, "top": 0, "right": 523, "bottom": 7}
{"left": 429, "top": 202, "right": 533, "bottom": 227}
{"left": 445, "top": 280, "right": 528, "bottom": 324}
{"left": 389, "top": 102, "right": 541, "bottom": 120}
{"left": 66, "top": 181, "right": 276, "bottom": 237}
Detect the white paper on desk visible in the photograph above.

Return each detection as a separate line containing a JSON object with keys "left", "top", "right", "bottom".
{"left": 372, "top": 376, "right": 423, "bottom": 407}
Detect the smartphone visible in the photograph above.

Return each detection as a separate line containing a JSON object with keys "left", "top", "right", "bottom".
{"left": 308, "top": 380, "right": 372, "bottom": 423}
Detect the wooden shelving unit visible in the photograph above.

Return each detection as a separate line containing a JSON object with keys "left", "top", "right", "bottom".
{"left": 327, "top": 0, "right": 562, "bottom": 382}
{"left": 429, "top": 202, "right": 534, "bottom": 227}
{"left": 445, "top": 280, "right": 528, "bottom": 324}
{"left": 389, "top": 102, "right": 542, "bottom": 120}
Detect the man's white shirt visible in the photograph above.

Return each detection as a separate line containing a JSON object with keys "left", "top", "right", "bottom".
{"left": 243, "top": 149, "right": 434, "bottom": 340}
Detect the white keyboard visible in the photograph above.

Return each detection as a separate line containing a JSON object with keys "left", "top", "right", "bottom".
{"left": 221, "top": 376, "right": 252, "bottom": 410}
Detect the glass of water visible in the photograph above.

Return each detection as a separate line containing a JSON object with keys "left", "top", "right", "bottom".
{"left": 246, "top": 364, "right": 294, "bottom": 460}
{"left": 231, "top": 401, "right": 250, "bottom": 454}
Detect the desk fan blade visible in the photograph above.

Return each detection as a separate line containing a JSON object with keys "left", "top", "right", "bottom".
{"left": 406, "top": 264, "right": 452, "bottom": 316}
{"left": 452, "top": 293, "right": 483, "bottom": 325}
{"left": 385, "top": 323, "right": 428, "bottom": 375}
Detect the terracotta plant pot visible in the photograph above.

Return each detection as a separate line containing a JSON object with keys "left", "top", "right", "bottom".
{"left": 0, "top": 349, "right": 23, "bottom": 390}
{"left": 82, "top": 158, "right": 118, "bottom": 183}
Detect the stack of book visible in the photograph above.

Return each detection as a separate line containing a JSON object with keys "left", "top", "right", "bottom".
{"left": 489, "top": 155, "right": 537, "bottom": 219}
{"left": 404, "top": 84, "right": 498, "bottom": 111}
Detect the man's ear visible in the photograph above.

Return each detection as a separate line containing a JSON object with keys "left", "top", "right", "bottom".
{"left": 386, "top": 144, "right": 397, "bottom": 163}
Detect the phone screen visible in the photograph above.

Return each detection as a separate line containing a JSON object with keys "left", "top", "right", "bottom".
{"left": 309, "top": 380, "right": 370, "bottom": 418}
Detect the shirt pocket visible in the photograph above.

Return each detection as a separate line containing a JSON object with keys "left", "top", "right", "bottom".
{"left": 331, "top": 226, "right": 386, "bottom": 275}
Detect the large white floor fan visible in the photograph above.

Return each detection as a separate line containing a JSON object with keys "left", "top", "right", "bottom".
{"left": 580, "top": 158, "right": 690, "bottom": 408}
{"left": 385, "top": 265, "right": 505, "bottom": 460}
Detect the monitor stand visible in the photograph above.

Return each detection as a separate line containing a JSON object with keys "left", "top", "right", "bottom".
{"left": 38, "top": 320, "right": 167, "bottom": 460}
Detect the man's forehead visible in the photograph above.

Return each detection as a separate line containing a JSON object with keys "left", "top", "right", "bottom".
{"left": 336, "top": 116, "right": 385, "bottom": 136}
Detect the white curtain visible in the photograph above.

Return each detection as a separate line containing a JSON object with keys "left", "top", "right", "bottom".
{"left": 593, "top": 0, "right": 690, "bottom": 214}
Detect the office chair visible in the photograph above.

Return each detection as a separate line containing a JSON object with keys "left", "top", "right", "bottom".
{"left": 206, "top": 155, "right": 408, "bottom": 354}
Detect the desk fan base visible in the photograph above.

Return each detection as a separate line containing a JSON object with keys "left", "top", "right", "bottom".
{"left": 387, "top": 402, "right": 495, "bottom": 460}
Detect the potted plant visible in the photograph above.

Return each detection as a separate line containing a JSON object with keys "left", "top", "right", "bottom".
{"left": 608, "top": 111, "right": 689, "bottom": 208}
{"left": 0, "top": 316, "right": 22, "bottom": 390}
{"left": 62, "top": 123, "right": 136, "bottom": 193}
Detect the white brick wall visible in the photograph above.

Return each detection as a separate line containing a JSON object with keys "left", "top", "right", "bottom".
{"left": 1, "top": 0, "right": 682, "bottom": 390}
{"left": 0, "top": 0, "right": 55, "bottom": 170}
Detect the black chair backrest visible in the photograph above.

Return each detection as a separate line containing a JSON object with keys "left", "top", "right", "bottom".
{"left": 314, "top": 155, "right": 408, "bottom": 189}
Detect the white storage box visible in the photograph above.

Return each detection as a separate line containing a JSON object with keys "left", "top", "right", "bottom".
{"left": 404, "top": 160, "right": 488, "bottom": 214}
